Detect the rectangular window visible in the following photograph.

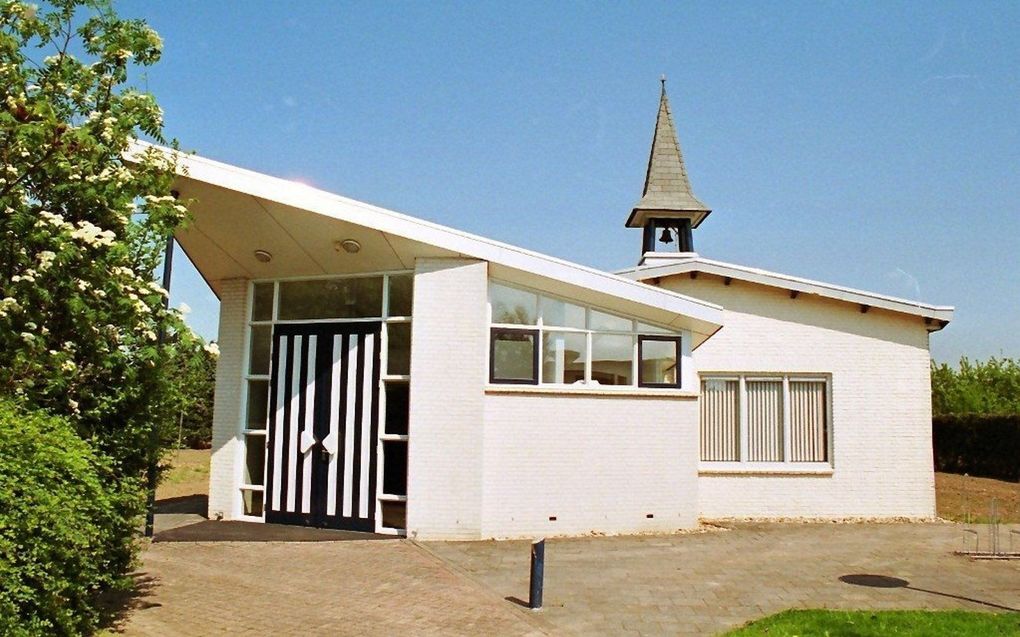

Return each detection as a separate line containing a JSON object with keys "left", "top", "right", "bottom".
{"left": 278, "top": 277, "right": 383, "bottom": 320}
{"left": 248, "top": 324, "right": 272, "bottom": 375}
{"left": 387, "top": 274, "right": 413, "bottom": 317}
{"left": 252, "top": 282, "right": 274, "bottom": 321}
{"left": 384, "top": 382, "right": 409, "bottom": 436}
{"left": 490, "top": 283, "right": 537, "bottom": 325}
{"left": 700, "top": 379, "right": 739, "bottom": 461}
{"left": 789, "top": 380, "right": 828, "bottom": 462}
{"left": 540, "top": 297, "right": 586, "bottom": 329}
{"left": 700, "top": 374, "right": 830, "bottom": 465}
{"left": 386, "top": 322, "right": 411, "bottom": 375}
{"left": 487, "top": 281, "right": 683, "bottom": 389}
{"left": 542, "top": 331, "right": 586, "bottom": 385}
{"left": 243, "top": 433, "right": 266, "bottom": 486}
{"left": 638, "top": 336, "right": 681, "bottom": 388}
{"left": 490, "top": 328, "right": 538, "bottom": 384}
{"left": 241, "top": 489, "right": 264, "bottom": 517}
{"left": 590, "top": 333, "right": 633, "bottom": 386}
{"left": 245, "top": 379, "right": 269, "bottom": 430}
{"left": 746, "top": 380, "right": 784, "bottom": 462}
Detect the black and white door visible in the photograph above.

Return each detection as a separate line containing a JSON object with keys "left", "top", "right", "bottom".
{"left": 265, "top": 322, "right": 381, "bottom": 531}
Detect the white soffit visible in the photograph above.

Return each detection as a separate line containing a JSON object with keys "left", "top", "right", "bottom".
{"left": 618, "top": 257, "right": 954, "bottom": 325}
{"left": 129, "top": 142, "right": 724, "bottom": 341}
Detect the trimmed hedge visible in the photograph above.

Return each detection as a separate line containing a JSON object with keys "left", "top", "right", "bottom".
{"left": 933, "top": 414, "right": 1020, "bottom": 482}
{"left": 0, "top": 399, "right": 144, "bottom": 636}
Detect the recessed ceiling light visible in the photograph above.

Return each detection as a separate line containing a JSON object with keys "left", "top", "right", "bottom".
{"left": 336, "top": 239, "right": 361, "bottom": 254}
{"left": 254, "top": 249, "right": 272, "bottom": 263}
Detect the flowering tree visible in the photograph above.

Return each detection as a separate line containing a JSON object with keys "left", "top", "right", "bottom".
{"left": 0, "top": 0, "right": 198, "bottom": 476}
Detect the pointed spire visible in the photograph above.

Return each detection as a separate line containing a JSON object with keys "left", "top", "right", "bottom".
{"left": 626, "top": 78, "right": 710, "bottom": 228}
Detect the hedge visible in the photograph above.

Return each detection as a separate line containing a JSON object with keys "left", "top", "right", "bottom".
{"left": 932, "top": 414, "right": 1020, "bottom": 482}
{"left": 0, "top": 399, "right": 144, "bottom": 636}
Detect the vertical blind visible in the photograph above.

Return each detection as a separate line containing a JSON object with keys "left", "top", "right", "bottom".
{"left": 746, "top": 380, "right": 784, "bottom": 462}
{"left": 700, "top": 375, "right": 828, "bottom": 464}
{"left": 789, "top": 381, "right": 827, "bottom": 462}
{"left": 700, "top": 379, "right": 739, "bottom": 461}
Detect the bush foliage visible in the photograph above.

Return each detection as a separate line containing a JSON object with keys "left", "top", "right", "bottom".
{"left": 931, "top": 357, "right": 1020, "bottom": 416}
{"left": 0, "top": 399, "right": 143, "bottom": 636}
{"left": 932, "top": 414, "right": 1020, "bottom": 482}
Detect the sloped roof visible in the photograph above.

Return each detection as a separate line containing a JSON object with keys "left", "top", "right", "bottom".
{"left": 627, "top": 80, "right": 710, "bottom": 228}
{"left": 127, "top": 141, "right": 725, "bottom": 344}
{"left": 618, "top": 255, "right": 953, "bottom": 329}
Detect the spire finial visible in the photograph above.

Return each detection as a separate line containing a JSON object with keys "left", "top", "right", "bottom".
{"left": 660, "top": 74, "right": 666, "bottom": 89}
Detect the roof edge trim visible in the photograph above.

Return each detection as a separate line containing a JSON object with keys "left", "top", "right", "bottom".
{"left": 617, "top": 257, "right": 954, "bottom": 323}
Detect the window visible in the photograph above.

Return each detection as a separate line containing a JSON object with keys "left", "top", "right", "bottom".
{"left": 542, "top": 331, "right": 586, "bottom": 384}
{"left": 490, "top": 328, "right": 539, "bottom": 383}
{"left": 700, "top": 374, "right": 830, "bottom": 465}
{"left": 638, "top": 336, "right": 681, "bottom": 388}
{"left": 591, "top": 333, "right": 633, "bottom": 386}
{"left": 488, "top": 281, "right": 684, "bottom": 388}
{"left": 278, "top": 276, "right": 383, "bottom": 320}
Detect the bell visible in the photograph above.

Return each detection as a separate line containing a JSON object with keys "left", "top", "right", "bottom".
{"left": 659, "top": 227, "right": 674, "bottom": 244}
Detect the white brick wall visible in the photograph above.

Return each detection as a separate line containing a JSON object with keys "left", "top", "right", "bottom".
{"left": 208, "top": 278, "right": 248, "bottom": 520}
{"left": 660, "top": 274, "right": 935, "bottom": 519}
{"left": 482, "top": 393, "right": 700, "bottom": 538}
{"left": 406, "top": 259, "right": 489, "bottom": 540}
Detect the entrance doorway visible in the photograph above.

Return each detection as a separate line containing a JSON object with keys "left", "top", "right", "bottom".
{"left": 265, "top": 322, "right": 381, "bottom": 531}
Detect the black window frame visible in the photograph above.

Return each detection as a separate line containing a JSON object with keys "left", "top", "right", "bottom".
{"left": 489, "top": 327, "right": 540, "bottom": 385}
{"left": 637, "top": 335, "right": 682, "bottom": 389}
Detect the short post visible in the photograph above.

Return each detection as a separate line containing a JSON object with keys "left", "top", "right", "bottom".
{"left": 529, "top": 538, "right": 545, "bottom": 610}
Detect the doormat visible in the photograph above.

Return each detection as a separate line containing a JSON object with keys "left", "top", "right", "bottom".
{"left": 153, "top": 520, "right": 393, "bottom": 543}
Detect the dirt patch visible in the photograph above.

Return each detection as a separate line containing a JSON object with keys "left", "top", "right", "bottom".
{"left": 936, "top": 472, "right": 1020, "bottom": 523}
{"left": 157, "top": 449, "right": 210, "bottom": 501}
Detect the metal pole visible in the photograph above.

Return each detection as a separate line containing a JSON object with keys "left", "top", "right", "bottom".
{"left": 529, "top": 538, "right": 545, "bottom": 610}
{"left": 143, "top": 234, "right": 175, "bottom": 538}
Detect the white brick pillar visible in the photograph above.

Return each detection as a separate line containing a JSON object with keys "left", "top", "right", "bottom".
{"left": 406, "top": 258, "right": 488, "bottom": 539}
{"left": 207, "top": 278, "right": 248, "bottom": 520}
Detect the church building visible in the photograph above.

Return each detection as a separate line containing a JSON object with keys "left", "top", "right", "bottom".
{"left": 150, "top": 81, "right": 952, "bottom": 539}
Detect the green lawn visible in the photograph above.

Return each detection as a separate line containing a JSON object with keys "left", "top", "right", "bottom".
{"left": 726, "top": 610, "right": 1020, "bottom": 636}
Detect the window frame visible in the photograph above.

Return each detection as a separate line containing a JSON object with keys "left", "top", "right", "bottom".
{"left": 637, "top": 335, "right": 683, "bottom": 389}
{"left": 238, "top": 271, "right": 414, "bottom": 534}
{"left": 698, "top": 372, "right": 832, "bottom": 470}
{"left": 489, "top": 327, "right": 540, "bottom": 385}
{"left": 487, "top": 280, "right": 686, "bottom": 390}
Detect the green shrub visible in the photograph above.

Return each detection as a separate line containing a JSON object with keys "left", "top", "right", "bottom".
{"left": 933, "top": 414, "right": 1020, "bottom": 481}
{"left": 0, "top": 399, "right": 143, "bottom": 636}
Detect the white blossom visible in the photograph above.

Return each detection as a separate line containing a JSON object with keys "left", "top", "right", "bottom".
{"left": 61, "top": 360, "right": 76, "bottom": 372}
{"left": 20, "top": 332, "right": 34, "bottom": 342}
{"left": 70, "top": 220, "right": 116, "bottom": 247}
{"left": 204, "top": 342, "right": 220, "bottom": 357}
{"left": 178, "top": 302, "right": 192, "bottom": 315}
{"left": 36, "top": 251, "right": 56, "bottom": 270}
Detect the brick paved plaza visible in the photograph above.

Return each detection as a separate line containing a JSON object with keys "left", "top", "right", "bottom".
{"left": 117, "top": 522, "right": 1020, "bottom": 636}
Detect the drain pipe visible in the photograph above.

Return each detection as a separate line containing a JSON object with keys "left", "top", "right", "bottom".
{"left": 144, "top": 220, "right": 176, "bottom": 538}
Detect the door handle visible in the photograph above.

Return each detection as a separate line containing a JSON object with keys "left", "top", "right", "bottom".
{"left": 299, "top": 430, "right": 317, "bottom": 454}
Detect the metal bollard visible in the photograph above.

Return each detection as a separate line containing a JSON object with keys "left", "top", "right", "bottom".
{"left": 529, "top": 538, "right": 545, "bottom": 610}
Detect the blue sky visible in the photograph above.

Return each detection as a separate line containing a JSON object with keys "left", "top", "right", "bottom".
{"left": 119, "top": 1, "right": 1020, "bottom": 363}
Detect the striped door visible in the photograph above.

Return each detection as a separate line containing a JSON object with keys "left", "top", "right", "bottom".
{"left": 265, "top": 322, "right": 381, "bottom": 531}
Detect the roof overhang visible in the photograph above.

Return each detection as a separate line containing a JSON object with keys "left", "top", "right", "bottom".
{"left": 618, "top": 256, "right": 954, "bottom": 331}
{"left": 128, "top": 142, "right": 724, "bottom": 346}
{"left": 625, "top": 207, "right": 711, "bottom": 229}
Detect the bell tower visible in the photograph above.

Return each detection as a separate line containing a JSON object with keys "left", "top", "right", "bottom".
{"left": 627, "top": 78, "right": 710, "bottom": 264}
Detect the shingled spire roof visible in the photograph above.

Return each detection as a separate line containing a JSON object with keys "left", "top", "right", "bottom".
{"left": 626, "top": 79, "right": 711, "bottom": 228}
